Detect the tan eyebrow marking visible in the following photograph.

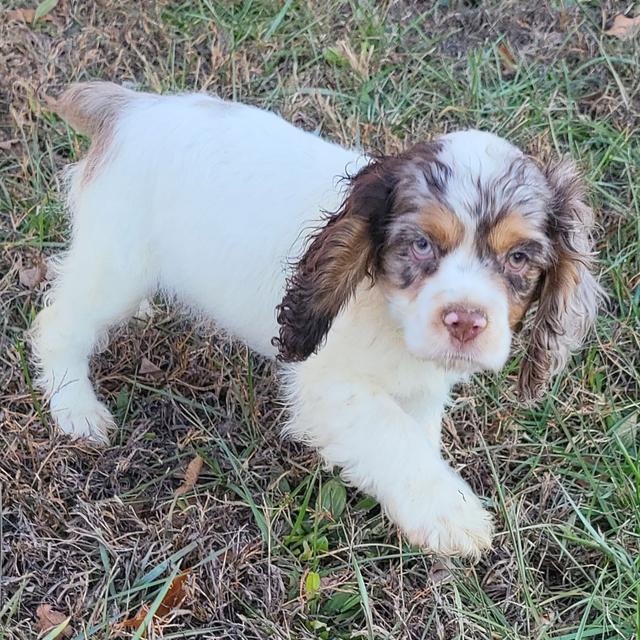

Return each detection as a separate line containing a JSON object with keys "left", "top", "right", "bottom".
{"left": 487, "top": 211, "right": 544, "bottom": 255}
{"left": 418, "top": 204, "right": 465, "bottom": 251}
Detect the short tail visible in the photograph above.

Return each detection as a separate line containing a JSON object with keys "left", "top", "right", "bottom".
{"left": 47, "top": 81, "right": 137, "bottom": 137}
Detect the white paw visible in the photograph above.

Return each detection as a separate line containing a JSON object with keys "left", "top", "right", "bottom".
{"left": 388, "top": 468, "right": 493, "bottom": 559}
{"left": 50, "top": 397, "right": 114, "bottom": 445}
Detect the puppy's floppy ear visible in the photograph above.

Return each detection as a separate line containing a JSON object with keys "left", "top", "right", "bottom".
{"left": 519, "top": 158, "right": 603, "bottom": 399}
{"left": 274, "top": 160, "right": 396, "bottom": 362}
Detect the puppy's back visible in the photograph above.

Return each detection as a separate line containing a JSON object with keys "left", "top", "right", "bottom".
{"left": 46, "top": 82, "right": 365, "bottom": 356}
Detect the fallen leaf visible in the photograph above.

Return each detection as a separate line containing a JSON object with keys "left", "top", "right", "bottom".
{"left": 19, "top": 262, "right": 47, "bottom": 288}
{"left": 35, "top": 605, "right": 71, "bottom": 637}
{"left": 155, "top": 572, "right": 190, "bottom": 617}
{"left": 6, "top": 8, "right": 52, "bottom": 22}
{"left": 557, "top": 10, "right": 572, "bottom": 31}
{"left": 429, "top": 559, "right": 452, "bottom": 585}
{"left": 0, "top": 139, "right": 18, "bottom": 150}
{"left": 116, "top": 604, "right": 149, "bottom": 633}
{"left": 116, "top": 571, "right": 191, "bottom": 634}
{"left": 133, "top": 298, "right": 154, "bottom": 321}
{"left": 175, "top": 455, "right": 203, "bottom": 497}
{"left": 497, "top": 41, "right": 517, "bottom": 76}
{"left": 139, "top": 357, "right": 162, "bottom": 376}
{"left": 605, "top": 14, "right": 640, "bottom": 40}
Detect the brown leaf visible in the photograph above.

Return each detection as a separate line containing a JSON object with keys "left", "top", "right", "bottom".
{"left": 156, "top": 572, "right": 190, "bottom": 616}
{"left": 557, "top": 10, "right": 572, "bottom": 31}
{"left": 116, "top": 571, "right": 191, "bottom": 634}
{"left": 116, "top": 604, "right": 149, "bottom": 632}
{"left": 497, "top": 42, "right": 517, "bottom": 76}
{"left": 19, "top": 263, "right": 47, "bottom": 289}
{"left": 605, "top": 14, "right": 640, "bottom": 40}
{"left": 139, "top": 357, "right": 162, "bottom": 376}
{"left": 6, "top": 8, "right": 52, "bottom": 22}
{"left": 35, "top": 605, "right": 71, "bottom": 637}
{"left": 175, "top": 455, "right": 204, "bottom": 497}
{"left": 0, "top": 139, "right": 18, "bottom": 150}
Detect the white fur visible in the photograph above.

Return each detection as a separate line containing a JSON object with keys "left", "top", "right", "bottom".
{"left": 385, "top": 245, "right": 513, "bottom": 372}
{"left": 31, "top": 87, "right": 508, "bottom": 556}
{"left": 282, "top": 286, "right": 493, "bottom": 556}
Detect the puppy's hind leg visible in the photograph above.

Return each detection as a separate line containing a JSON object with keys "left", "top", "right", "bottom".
{"left": 31, "top": 242, "right": 151, "bottom": 444}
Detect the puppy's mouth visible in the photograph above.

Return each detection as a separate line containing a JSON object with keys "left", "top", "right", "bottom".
{"left": 404, "top": 329, "right": 511, "bottom": 373}
{"left": 438, "top": 340, "right": 512, "bottom": 373}
{"left": 439, "top": 351, "right": 485, "bottom": 372}
{"left": 409, "top": 345, "right": 487, "bottom": 371}
{"left": 420, "top": 344, "right": 498, "bottom": 372}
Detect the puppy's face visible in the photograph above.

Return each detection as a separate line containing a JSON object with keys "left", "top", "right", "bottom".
{"left": 276, "top": 130, "right": 600, "bottom": 397}
{"left": 378, "top": 132, "right": 552, "bottom": 373}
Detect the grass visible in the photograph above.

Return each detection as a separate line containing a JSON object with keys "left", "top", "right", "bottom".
{"left": 0, "top": 0, "right": 639, "bottom": 638}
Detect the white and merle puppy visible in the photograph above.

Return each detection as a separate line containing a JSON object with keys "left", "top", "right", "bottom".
{"left": 32, "top": 82, "right": 600, "bottom": 558}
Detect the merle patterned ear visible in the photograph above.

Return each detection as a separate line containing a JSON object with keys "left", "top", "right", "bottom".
{"left": 518, "top": 159, "right": 603, "bottom": 399}
{"left": 274, "top": 160, "right": 396, "bottom": 362}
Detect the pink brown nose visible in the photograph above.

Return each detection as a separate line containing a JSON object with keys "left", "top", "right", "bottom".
{"left": 442, "top": 307, "right": 488, "bottom": 344}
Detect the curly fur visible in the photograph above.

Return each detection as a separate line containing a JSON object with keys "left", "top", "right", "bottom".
{"left": 518, "top": 159, "right": 604, "bottom": 398}
{"left": 274, "top": 160, "right": 399, "bottom": 361}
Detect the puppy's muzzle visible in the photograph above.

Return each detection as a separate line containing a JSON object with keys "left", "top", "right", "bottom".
{"left": 442, "top": 306, "right": 488, "bottom": 345}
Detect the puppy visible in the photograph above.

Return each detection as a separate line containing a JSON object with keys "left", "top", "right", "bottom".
{"left": 31, "top": 82, "right": 600, "bottom": 557}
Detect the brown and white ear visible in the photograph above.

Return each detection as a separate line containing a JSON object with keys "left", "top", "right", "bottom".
{"left": 274, "top": 160, "right": 395, "bottom": 362}
{"left": 519, "top": 158, "right": 603, "bottom": 399}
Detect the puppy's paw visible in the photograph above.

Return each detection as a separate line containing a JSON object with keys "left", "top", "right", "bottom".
{"left": 51, "top": 398, "right": 114, "bottom": 445}
{"left": 390, "top": 470, "right": 493, "bottom": 559}
{"left": 419, "top": 486, "right": 493, "bottom": 559}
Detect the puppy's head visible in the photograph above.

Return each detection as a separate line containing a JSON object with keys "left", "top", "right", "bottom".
{"left": 275, "top": 130, "right": 601, "bottom": 398}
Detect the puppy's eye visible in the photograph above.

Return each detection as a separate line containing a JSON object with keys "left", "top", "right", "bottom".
{"left": 506, "top": 250, "right": 529, "bottom": 273}
{"left": 412, "top": 237, "right": 434, "bottom": 260}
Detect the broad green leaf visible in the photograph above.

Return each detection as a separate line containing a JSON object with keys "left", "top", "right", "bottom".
{"left": 305, "top": 571, "right": 321, "bottom": 598}
{"left": 35, "top": 0, "right": 58, "bottom": 20}
{"left": 318, "top": 478, "right": 347, "bottom": 519}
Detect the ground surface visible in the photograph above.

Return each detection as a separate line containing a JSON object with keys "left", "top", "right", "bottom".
{"left": 0, "top": 1, "right": 639, "bottom": 639}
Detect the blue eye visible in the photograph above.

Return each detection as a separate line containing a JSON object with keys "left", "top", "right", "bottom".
{"left": 412, "top": 236, "right": 433, "bottom": 259}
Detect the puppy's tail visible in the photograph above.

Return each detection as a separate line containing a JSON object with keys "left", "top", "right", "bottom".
{"left": 47, "top": 81, "right": 138, "bottom": 137}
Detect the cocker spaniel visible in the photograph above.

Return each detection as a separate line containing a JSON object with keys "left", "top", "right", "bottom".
{"left": 31, "top": 82, "right": 601, "bottom": 557}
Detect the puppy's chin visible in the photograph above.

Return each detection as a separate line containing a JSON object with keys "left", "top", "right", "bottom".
{"left": 405, "top": 341, "right": 512, "bottom": 374}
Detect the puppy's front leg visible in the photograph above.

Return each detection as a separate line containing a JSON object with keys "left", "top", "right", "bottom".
{"left": 286, "top": 378, "right": 493, "bottom": 558}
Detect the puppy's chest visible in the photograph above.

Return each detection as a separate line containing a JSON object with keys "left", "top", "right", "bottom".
{"left": 384, "top": 360, "right": 454, "bottom": 427}
{"left": 387, "top": 358, "right": 456, "bottom": 400}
